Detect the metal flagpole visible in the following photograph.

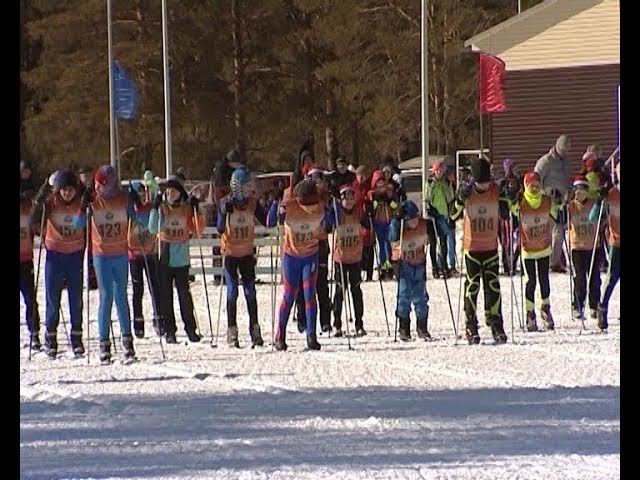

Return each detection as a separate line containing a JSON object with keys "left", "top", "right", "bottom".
{"left": 106, "top": 0, "right": 118, "bottom": 180}
{"left": 420, "top": 0, "right": 429, "bottom": 217}
{"left": 161, "top": 0, "right": 173, "bottom": 179}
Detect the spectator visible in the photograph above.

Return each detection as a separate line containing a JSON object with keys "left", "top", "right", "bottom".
{"left": 20, "top": 160, "right": 37, "bottom": 200}
{"left": 534, "top": 134, "right": 572, "bottom": 273}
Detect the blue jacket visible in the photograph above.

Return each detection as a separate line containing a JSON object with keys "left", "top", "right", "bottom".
{"left": 148, "top": 204, "right": 194, "bottom": 268}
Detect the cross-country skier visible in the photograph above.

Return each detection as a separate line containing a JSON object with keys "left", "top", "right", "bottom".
{"left": 275, "top": 179, "right": 333, "bottom": 351}
{"left": 32, "top": 170, "right": 85, "bottom": 358}
{"left": 591, "top": 162, "right": 620, "bottom": 331}
{"left": 509, "top": 171, "right": 560, "bottom": 331}
{"left": 388, "top": 200, "right": 431, "bottom": 341}
{"left": 74, "top": 165, "right": 141, "bottom": 364}
{"left": 450, "top": 157, "right": 511, "bottom": 344}
{"left": 216, "top": 167, "right": 277, "bottom": 347}
{"left": 20, "top": 188, "right": 41, "bottom": 349}
{"left": 149, "top": 177, "right": 205, "bottom": 345}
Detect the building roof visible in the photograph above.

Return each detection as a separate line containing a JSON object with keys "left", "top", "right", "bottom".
{"left": 464, "top": 0, "right": 619, "bottom": 71}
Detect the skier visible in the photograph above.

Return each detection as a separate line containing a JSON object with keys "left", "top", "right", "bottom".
{"left": 20, "top": 189, "right": 41, "bottom": 349}
{"left": 592, "top": 162, "right": 620, "bottom": 331}
{"left": 567, "top": 175, "right": 601, "bottom": 321}
{"left": 367, "top": 169, "right": 400, "bottom": 280}
{"left": 510, "top": 171, "right": 560, "bottom": 331}
{"left": 388, "top": 200, "right": 431, "bottom": 341}
{"left": 32, "top": 170, "right": 85, "bottom": 358}
{"left": 216, "top": 167, "right": 277, "bottom": 347}
{"left": 127, "top": 180, "right": 162, "bottom": 338}
{"left": 149, "top": 177, "right": 204, "bottom": 344}
{"left": 295, "top": 168, "right": 332, "bottom": 334}
{"left": 450, "top": 157, "right": 510, "bottom": 344}
{"left": 275, "top": 179, "right": 333, "bottom": 351}
{"left": 353, "top": 166, "right": 374, "bottom": 281}
{"left": 331, "top": 185, "right": 369, "bottom": 337}
{"left": 74, "top": 165, "right": 140, "bottom": 364}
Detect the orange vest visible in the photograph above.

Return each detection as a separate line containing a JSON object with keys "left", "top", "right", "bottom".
{"left": 463, "top": 184, "right": 500, "bottom": 252}
{"left": 391, "top": 218, "right": 428, "bottom": 266}
{"left": 332, "top": 208, "right": 363, "bottom": 264}
{"left": 20, "top": 200, "right": 33, "bottom": 262}
{"left": 607, "top": 187, "right": 620, "bottom": 248}
{"left": 519, "top": 196, "right": 553, "bottom": 254}
{"left": 128, "top": 215, "right": 157, "bottom": 257}
{"left": 283, "top": 198, "right": 325, "bottom": 258}
{"left": 568, "top": 198, "right": 597, "bottom": 251}
{"left": 91, "top": 193, "right": 129, "bottom": 256}
{"left": 158, "top": 204, "right": 194, "bottom": 243}
{"left": 45, "top": 195, "right": 85, "bottom": 254}
{"left": 221, "top": 197, "right": 257, "bottom": 258}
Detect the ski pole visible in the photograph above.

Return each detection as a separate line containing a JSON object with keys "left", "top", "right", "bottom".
{"left": 430, "top": 216, "right": 457, "bottom": 341}
{"left": 85, "top": 206, "right": 92, "bottom": 364}
{"left": 30, "top": 207, "right": 46, "bottom": 361}
{"left": 369, "top": 217, "right": 391, "bottom": 336}
{"left": 213, "top": 212, "right": 229, "bottom": 348}
{"left": 193, "top": 206, "right": 215, "bottom": 346}
{"left": 393, "top": 218, "right": 405, "bottom": 342}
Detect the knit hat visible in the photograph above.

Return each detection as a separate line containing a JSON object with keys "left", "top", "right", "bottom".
{"left": 294, "top": 179, "right": 319, "bottom": 205}
{"left": 523, "top": 171, "right": 540, "bottom": 189}
{"left": 339, "top": 185, "right": 355, "bottom": 197}
{"left": 20, "top": 160, "right": 32, "bottom": 172}
{"left": 48, "top": 170, "right": 61, "bottom": 187}
{"left": 54, "top": 170, "right": 78, "bottom": 191}
{"left": 572, "top": 175, "right": 590, "bottom": 190}
{"left": 130, "top": 180, "right": 145, "bottom": 193}
{"left": 470, "top": 158, "right": 491, "bottom": 183}
{"left": 402, "top": 200, "right": 420, "bottom": 220}
{"left": 165, "top": 178, "right": 188, "bottom": 201}
{"left": 429, "top": 161, "right": 444, "bottom": 174}
{"left": 230, "top": 166, "right": 251, "bottom": 205}
{"left": 306, "top": 168, "right": 325, "bottom": 181}
{"left": 355, "top": 165, "right": 368, "bottom": 176}
{"left": 503, "top": 158, "right": 514, "bottom": 174}
{"left": 336, "top": 155, "right": 348, "bottom": 165}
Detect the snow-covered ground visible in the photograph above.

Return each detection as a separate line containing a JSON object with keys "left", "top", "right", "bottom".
{"left": 20, "top": 247, "right": 620, "bottom": 480}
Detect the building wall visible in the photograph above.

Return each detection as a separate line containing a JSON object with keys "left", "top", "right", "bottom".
{"left": 468, "top": 0, "right": 619, "bottom": 71}
{"left": 490, "top": 63, "right": 619, "bottom": 176}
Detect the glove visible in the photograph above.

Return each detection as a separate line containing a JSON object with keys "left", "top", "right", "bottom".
{"left": 516, "top": 190, "right": 524, "bottom": 204}
{"left": 224, "top": 201, "right": 234, "bottom": 215}
{"left": 555, "top": 207, "right": 566, "bottom": 226}
{"left": 364, "top": 201, "right": 374, "bottom": 218}
{"left": 35, "top": 180, "right": 51, "bottom": 205}
{"left": 153, "top": 192, "right": 163, "bottom": 210}
{"left": 80, "top": 187, "right": 93, "bottom": 210}
{"left": 189, "top": 195, "right": 200, "bottom": 211}
{"left": 395, "top": 202, "right": 406, "bottom": 220}
{"left": 504, "top": 185, "right": 519, "bottom": 201}
{"left": 457, "top": 184, "right": 472, "bottom": 203}
{"left": 128, "top": 187, "right": 141, "bottom": 208}
{"left": 427, "top": 205, "right": 439, "bottom": 219}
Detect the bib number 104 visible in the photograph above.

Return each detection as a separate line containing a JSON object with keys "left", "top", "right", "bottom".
{"left": 471, "top": 217, "right": 494, "bottom": 233}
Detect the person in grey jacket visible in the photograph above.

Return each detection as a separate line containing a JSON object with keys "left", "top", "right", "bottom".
{"left": 534, "top": 134, "right": 571, "bottom": 273}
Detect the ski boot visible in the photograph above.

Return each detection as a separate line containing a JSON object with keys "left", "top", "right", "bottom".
{"left": 122, "top": 335, "right": 136, "bottom": 364}
{"left": 30, "top": 331, "right": 42, "bottom": 351}
{"left": 526, "top": 311, "right": 538, "bottom": 332}
{"left": 153, "top": 316, "right": 166, "bottom": 336}
{"left": 44, "top": 331, "right": 58, "bottom": 359}
{"left": 597, "top": 305, "right": 608, "bottom": 332}
{"left": 306, "top": 332, "right": 321, "bottom": 350}
{"left": 398, "top": 317, "right": 411, "bottom": 342}
{"left": 490, "top": 317, "right": 508, "bottom": 343}
{"left": 540, "top": 304, "right": 554, "bottom": 330}
{"left": 186, "top": 330, "right": 201, "bottom": 342}
{"left": 226, "top": 326, "right": 240, "bottom": 348}
{"left": 133, "top": 317, "right": 145, "bottom": 339}
{"left": 99, "top": 339, "right": 112, "bottom": 365}
{"left": 589, "top": 308, "right": 598, "bottom": 319}
{"left": 572, "top": 304, "right": 586, "bottom": 320}
{"left": 333, "top": 328, "right": 344, "bottom": 338}
{"left": 356, "top": 328, "right": 367, "bottom": 337}
{"left": 416, "top": 318, "right": 431, "bottom": 340}
{"left": 465, "top": 318, "right": 481, "bottom": 345}
{"left": 250, "top": 323, "right": 264, "bottom": 347}
{"left": 274, "top": 333, "right": 287, "bottom": 351}
{"left": 165, "top": 332, "right": 178, "bottom": 344}
{"left": 70, "top": 330, "right": 85, "bottom": 356}
{"left": 296, "top": 314, "right": 306, "bottom": 333}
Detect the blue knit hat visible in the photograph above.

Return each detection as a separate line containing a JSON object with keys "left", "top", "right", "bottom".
{"left": 230, "top": 167, "right": 251, "bottom": 205}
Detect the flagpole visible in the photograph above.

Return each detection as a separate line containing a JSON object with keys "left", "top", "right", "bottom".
{"left": 478, "top": 54, "right": 484, "bottom": 159}
{"left": 161, "top": 0, "right": 173, "bottom": 179}
{"left": 106, "top": 0, "right": 118, "bottom": 180}
{"left": 420, "top": 0, "right": 429, "bottom": 216}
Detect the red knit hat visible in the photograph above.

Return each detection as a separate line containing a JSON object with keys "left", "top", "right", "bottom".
{"left": 572, "top": 175, "right": 590, "bottom": 190}
{"left": 523, "top": 171, "right": 540, "bottom": 188}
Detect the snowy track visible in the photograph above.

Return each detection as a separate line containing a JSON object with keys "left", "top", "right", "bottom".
{"left": 20, "top": 270, "right": 620, "bottom": 479}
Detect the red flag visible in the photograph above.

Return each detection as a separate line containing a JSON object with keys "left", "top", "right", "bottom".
{"left": 479, "top": 53, "right": 507, "bottom": 113}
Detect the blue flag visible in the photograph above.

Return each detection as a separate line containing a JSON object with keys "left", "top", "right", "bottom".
{"left": 112, "top": 63, "right": 139, "bottom": 120}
